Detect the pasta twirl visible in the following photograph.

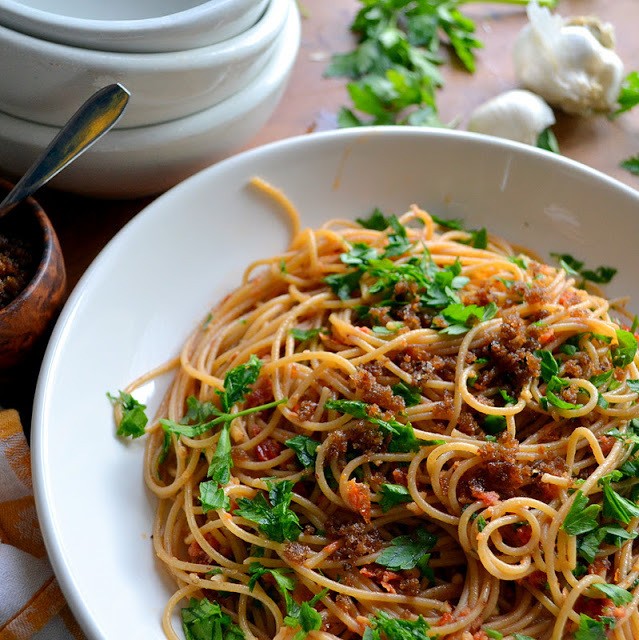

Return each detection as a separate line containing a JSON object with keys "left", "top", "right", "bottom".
{"left": 117, "top": 181, "right": 639, "bottom": 640}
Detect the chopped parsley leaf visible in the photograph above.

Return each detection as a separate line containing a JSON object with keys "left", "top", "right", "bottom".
{"left": 438, "top": 301, "right": 497, "bottom": 335}
{"left": 431, "top": 214, "right": 464, "bottom": 230}
{"left": 534, "top": 350, "right": 559, "bottom": 383}
{"left": 542, "top": 375, "right": 583, "bottom": 411}
{"left": 551, "top": 253, "right": 617, "bottom": 286}
{"left": 372, "top": 322, "right": 404, "bottom": 336}
{"left": 590, "top": 370, "right": 613, "bottom": 388}
{"left": 482, "top": 414, "right": 507, "bottom": 435}
{"left": 357, "top": 208, "right": 392, "bottom": 230}
{"left": 290, "top": 327, "right": 325, "bottom": 342}
{"left": 363, "top": 610, "right": 431, "bottom": 640}
{"left": 234, "top": 479, "right": 301, "bottom": 543}
{"left": 378, "top": 483, "right": 412, "bottom": 512}
{"left": 498, "top": 389, "right": 516, "bottom": 405}
{"left": 108, "top": 390, "right": 148, "bottom": 438}
{"left": 391, "top": 381, "right": 422, "bottom": 407}
{"left": 591, "top": 582, "right": 633, "bottom": 605}
{"left": 574, "top": 613, "right": 610, "bottom": 640}
{"left": 218, "top": 354, "right": 261, "bottom": 412}
{"left": 285, "top": 597, "right": 326, "bottom": 640}
{"left": 621, "top": 154, "right": 639, "bottom": 176}
{"left": 248, "top": 563, "right": 326, "bottom": 640}
{"left": 384, "top": 215, "right": 412, "bottom": 257}
{"left": 247, "top": 563, "right": 295, "bottom": 593}
{"left": 208, "top": 423, "right": 232, "bottom": 484}
{"left": 199, "top": 480, "right": 230, "bottom": 512}
{"left": 614, "top": 71, "right": 639, "bottom": 117}
{"left": 599, "top": 473, "right": 639, "bottom": 524}
{"left": 342, "top": 242, "right": 380, "bottom": 266}
{"left": 181, "top": 597, "right": 244, "bottom": 640}
{"left": 325, "top": 269, "right": 364, "bottom": 300}
{"left": 158, "top": 431, "right": 171, "bottom": 465}
{"left": 376, "top": 529, "right": 437, "bottom": 571}
{"left": 537, "top": 127, "right": 560, "bottom": 154}
{"left": 560, "top": 343, "right": 578, "bottom": 356}
{"left": 285, "top": 435, "right": 320, "bottom": 468}
{"left": 469, "top": 227, "right": 488, "bottom": 249}
{"left": 561, "top": 491, "right": 601, "bottom": 536}
{"left": 508, "top": 255, "right": 528, "bottom": 269}
{"left": 612, "top": 329, "right": 638, "bottom": 368}
{"left": 577, "top": 528, "right": 605, "bottom": 564}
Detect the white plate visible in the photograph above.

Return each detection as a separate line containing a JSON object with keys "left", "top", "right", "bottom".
{"left": 32, "top": 127, "right": 639, "bottom": 639}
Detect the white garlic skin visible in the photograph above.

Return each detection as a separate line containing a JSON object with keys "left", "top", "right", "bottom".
{"left": 513, "top": 2, "right": 624, "bottom": 115}
{"left": 467, "top": 89, "right": 555, "bottom": 146}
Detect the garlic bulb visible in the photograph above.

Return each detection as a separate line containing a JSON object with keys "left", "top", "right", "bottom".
{"left": 467, "top": 89, "right": 555, "bottom": 146}
{"left": 513, "top": 2, "right": 624, "bottom": 116}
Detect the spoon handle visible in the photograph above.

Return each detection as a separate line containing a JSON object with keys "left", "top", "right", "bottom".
{"left": 0, "top": 83, "right": 130, "bottom": 217}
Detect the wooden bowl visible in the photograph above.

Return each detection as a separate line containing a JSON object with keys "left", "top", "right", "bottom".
{"left": 0, "top": 182, "right": 66, "bottom": 368}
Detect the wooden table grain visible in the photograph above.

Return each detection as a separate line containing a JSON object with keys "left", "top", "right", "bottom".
{"left": 2, "top": 0, "right": 638, "bottom": 427}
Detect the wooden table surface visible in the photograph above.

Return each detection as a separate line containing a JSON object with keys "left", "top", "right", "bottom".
{"left": 3, "top": 0, "right": 638, "bottom": 428}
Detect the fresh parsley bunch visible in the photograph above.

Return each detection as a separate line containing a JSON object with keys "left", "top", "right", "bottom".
{"left": 326, "top": 0, "right": 557, "bottom": 127}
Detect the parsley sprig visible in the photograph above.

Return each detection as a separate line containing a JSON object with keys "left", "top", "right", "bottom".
{"left": 159, "top": 356, "right": 286, "bottom": 514}
{"left": 591, "top": 582, "right": 633, "bottom": 605}
{"left": 285, "top": 435, "right": 320, "bottom": 468}
{"left": 562, "top": 460, "right": 639, "bottom": 564}
{"left": 160, "top": 356, "right": 286, "bottom": 438}
{"left": 574, "top": 614, "right": 613, "bottom": 640}
{"left": 534, "top": 349, "right": 584, "bottom": 411}
{"left": 234, "top": 479, "right": 302, "bottom": 543}
{"left": 363, "top": 610, "right": 431, "bottom": 640}
{"left": 108, "top": 390, "right": 148, "bottom": 438}
{"left": 248, "top": 562, "right": 327, "bottom": 640}
{"left": 376, "top": 529, "right": 437, "bottom": 578}
{"left": 181, "top": 597, "right": 245, "bottom": 640}
{"left": 378, "top": 483, "right": 413, "bottom": 512}
{"left": 551, "top": 253, "right": 617, "bottom": 286}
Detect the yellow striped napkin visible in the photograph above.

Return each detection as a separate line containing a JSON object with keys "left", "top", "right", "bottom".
{"left": 0, "top": 409, "right": 84, "bottom": 640}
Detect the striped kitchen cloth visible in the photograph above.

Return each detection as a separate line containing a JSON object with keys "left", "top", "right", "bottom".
{"left": 0, "top": 409, "right": 84, "bottom": 640}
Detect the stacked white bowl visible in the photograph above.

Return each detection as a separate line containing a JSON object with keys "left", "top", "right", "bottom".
{"left": 0, "top": 0, "right": 300, "bottom": 197}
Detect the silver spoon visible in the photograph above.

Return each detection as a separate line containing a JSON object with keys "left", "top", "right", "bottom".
{"left": 0, "top": 83, "right": 130, "bottom": 219}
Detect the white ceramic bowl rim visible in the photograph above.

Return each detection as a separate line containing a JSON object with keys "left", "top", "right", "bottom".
{"left": 142, "top": 126, "right": 639, "bottom": 209}
{"left": 0, "top": 0, "right": 282, "bottom": 62}
{"left": 0, "top": 0, "right": 300, "bottom": 197}
{"left": 0, "top": 0, "right": 258, "bottom": 28}
{"left": 0, "top": 2, "right": 298, "bottom": 144}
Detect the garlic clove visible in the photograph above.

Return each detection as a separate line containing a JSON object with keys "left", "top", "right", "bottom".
{"left": 567, "top": 16, "right": 615, "bottom": 50}
{"left": 467, "top": 89, "right": 555, "bottom": 147}
{"left": 513, "top": 1, "right": 624, "bottom": 116}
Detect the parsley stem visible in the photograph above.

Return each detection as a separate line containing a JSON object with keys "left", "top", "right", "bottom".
{"left": 227, "top": 398, "right": 287, "bottom": 420}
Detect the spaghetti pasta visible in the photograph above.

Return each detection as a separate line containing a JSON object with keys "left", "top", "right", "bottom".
{"left": 116, "top": 181, "right": 639, "bottom": 640}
